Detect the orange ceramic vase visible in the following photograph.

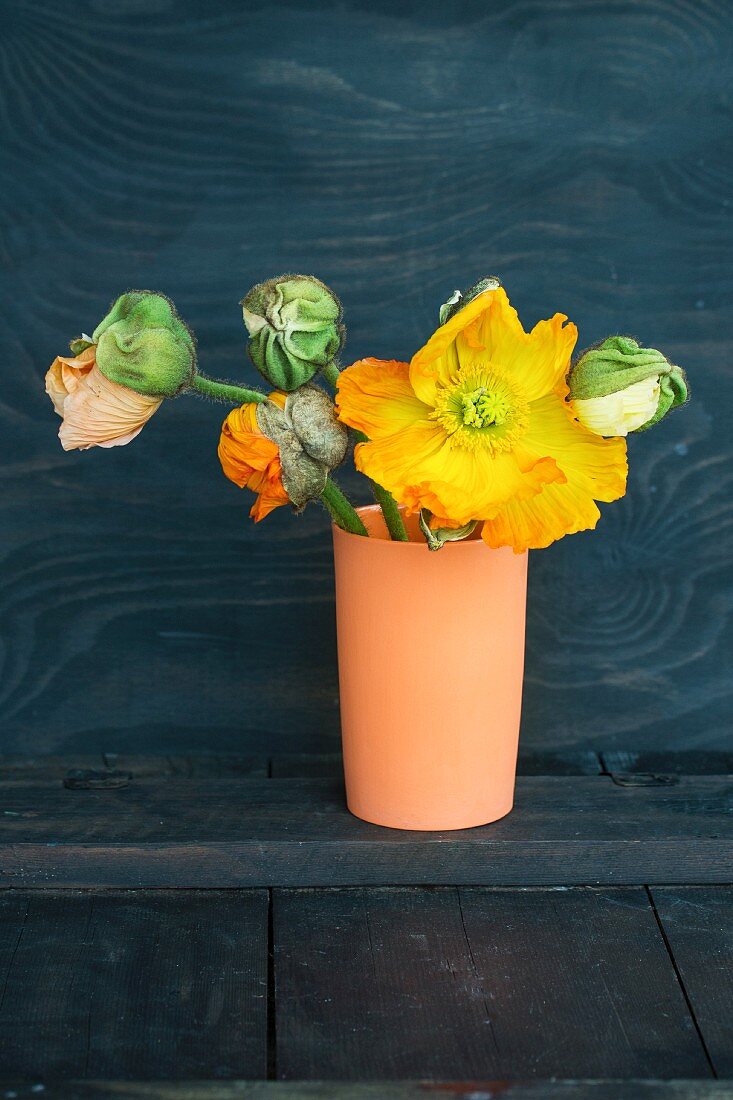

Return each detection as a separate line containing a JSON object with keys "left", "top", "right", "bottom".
{"left": 332, "top": 505, "right": 528, "bottom": 831}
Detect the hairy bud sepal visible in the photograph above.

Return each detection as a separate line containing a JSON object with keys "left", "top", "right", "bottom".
{"left": 439, "top": 276, "right": 502, "bottom": 325}
{"left": 69, "top": 334, "right": 94, "bottom": 357}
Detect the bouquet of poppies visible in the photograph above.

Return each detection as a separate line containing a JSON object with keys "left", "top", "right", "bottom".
{"left": 46, "top": 275, "right": 688, "bottom": 551}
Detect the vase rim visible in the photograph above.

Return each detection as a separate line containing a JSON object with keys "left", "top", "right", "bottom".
{"left": 332, "top": 503, "right": 525, "bottom": 554}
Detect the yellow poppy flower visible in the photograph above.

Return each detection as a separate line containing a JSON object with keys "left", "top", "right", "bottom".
{"left": 336, "top": 287, "right": 627, "bottom": 552}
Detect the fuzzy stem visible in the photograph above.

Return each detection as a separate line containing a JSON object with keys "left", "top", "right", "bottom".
{"left": 191, "top": 373, "right": 267, "bottom": 405}
{"left": 370, "top": 479, "right": 409, "bottom": 541}
{"left": 321, "top": 361, "right": 342, "bottom": 389}
{"left": 321, "top": 479, "right": 368, "bottom": 536}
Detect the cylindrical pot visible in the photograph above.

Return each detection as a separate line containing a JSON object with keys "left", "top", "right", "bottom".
{"left": 332, "top": 505, "right": 528, "bottom": 831}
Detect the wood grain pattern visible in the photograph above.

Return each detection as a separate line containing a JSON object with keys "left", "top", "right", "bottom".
{"left": 0, "top": 1, "right": 730, "bottom": 756}
{"left": 273, "top": 887, "right": 709, "bottom": 1080}
{"left": 652, "top": 886, "right": 733, "bottom": 1077}
{"left": 1, "top": 773, "right": 730, "bottom": 887}
{"left": 0, "top": 890, "right": 268, "bottom": 1079}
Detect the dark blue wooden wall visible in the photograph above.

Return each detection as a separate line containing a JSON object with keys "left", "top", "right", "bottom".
{"left": 2, "top": 0, "right": 730, "bottom": 754}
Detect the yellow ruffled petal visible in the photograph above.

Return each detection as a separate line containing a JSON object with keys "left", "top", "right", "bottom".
{"left": 352, "top": 420, "right": 444, "bottom": 501}
{"left": 409, "top": 289, "right": 514, "bottom": 402}
{"left": 356, "top": 421, "right": 563, "bottom": 526}
{"left": 401, "top": 451, "right": 562, "bottom": 525}
{"left": 524, "top": 392, "right": 628, "bottom": 503}
{"left": 409, "top": 287, "right": 577, "bottom": 406}
{"left": 336, "top": 358, "right": 431, "bottom": 439}
{"left": 481, "top": 482, "right": 603, "bottom": 552}
{"left": 481, "top": 393, "right": 628, "bottom": 551}
{"left": 518, "top": 312, "right": 578, "bottom": 401}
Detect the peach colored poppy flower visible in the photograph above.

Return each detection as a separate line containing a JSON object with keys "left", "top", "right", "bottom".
{"left": 45, "top": 346, "right": 162, "bottom": 451}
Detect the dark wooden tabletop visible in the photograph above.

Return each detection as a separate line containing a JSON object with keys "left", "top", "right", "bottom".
{"left": 2, "top": 1, "right": 732, "bottom": 1096}
{"left": 0, "top": 749, "right": 731, "bottom": 1095}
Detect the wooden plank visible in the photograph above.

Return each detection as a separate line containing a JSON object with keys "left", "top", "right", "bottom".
{"left": 517, "top": 751, "right": 602, "bottom": 776}
{"left": 0, "top": 1081, "right": 729, "bottom": 1099}
{"left": 271, "top": 754, "right": 342, "bottom": 779}
{"left": 0, "top": 754, "right": 268, "bottom": 785}
{"left": 603, "top": 752, "right": 733, "bottom": 776}
{"left": 0, "top": 774, "right": 729, "bottom": 888}
{"left": 271, "top": 752, "right": 602, "bottom": 779}
{"left": 0, "top": 756, "right": 105, "bottom": 784}
{"left": 103, "top": 754, "right": 269, "bottom": 778}
{"left": 0, "top": 891, "right": 268, "bottom": 1078}
{"left": 651, "top": 886, "right": 733, "bottom": 1076}
{"left": 274, "top": 887, "right": 710, "bottom": 1080}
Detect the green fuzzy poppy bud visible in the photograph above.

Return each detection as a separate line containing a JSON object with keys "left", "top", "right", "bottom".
{"left": 255, "top": 383, "right": 348, "bottom": 512}
{"left": 242, "top": 275, "right": 343, "bottom": 392}
{"left": 285, "top": 384, "right": 349, "bottom": 469}
{"left": 568, "top": 336, "right": 689, "bottom": 437}
{"left": 93, "top": 291, "right": 196, "bottom": 398}
{"left": 439, "top": 276, "right": 502, "bottom": 325}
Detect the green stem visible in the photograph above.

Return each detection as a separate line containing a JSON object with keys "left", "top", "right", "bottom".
{"left": 191, "top": 373, "right": 267, "bottom": 405}
{"left": 321, "top": 479, "right": 368, "bottom": 536}
{"left": 370, "top": 480, "right": 409, "bottom": 541}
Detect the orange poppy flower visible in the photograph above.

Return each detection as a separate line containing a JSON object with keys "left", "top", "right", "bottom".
{"left": 218, "top": 394, "right": 290, "bottom": 521}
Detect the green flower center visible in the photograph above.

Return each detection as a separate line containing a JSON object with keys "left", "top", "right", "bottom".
{"left": 461, "top": 387, "right": 512, "bottom": 428}
{"left": 431, "top": 368, "right": 530, "bottom": 454}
